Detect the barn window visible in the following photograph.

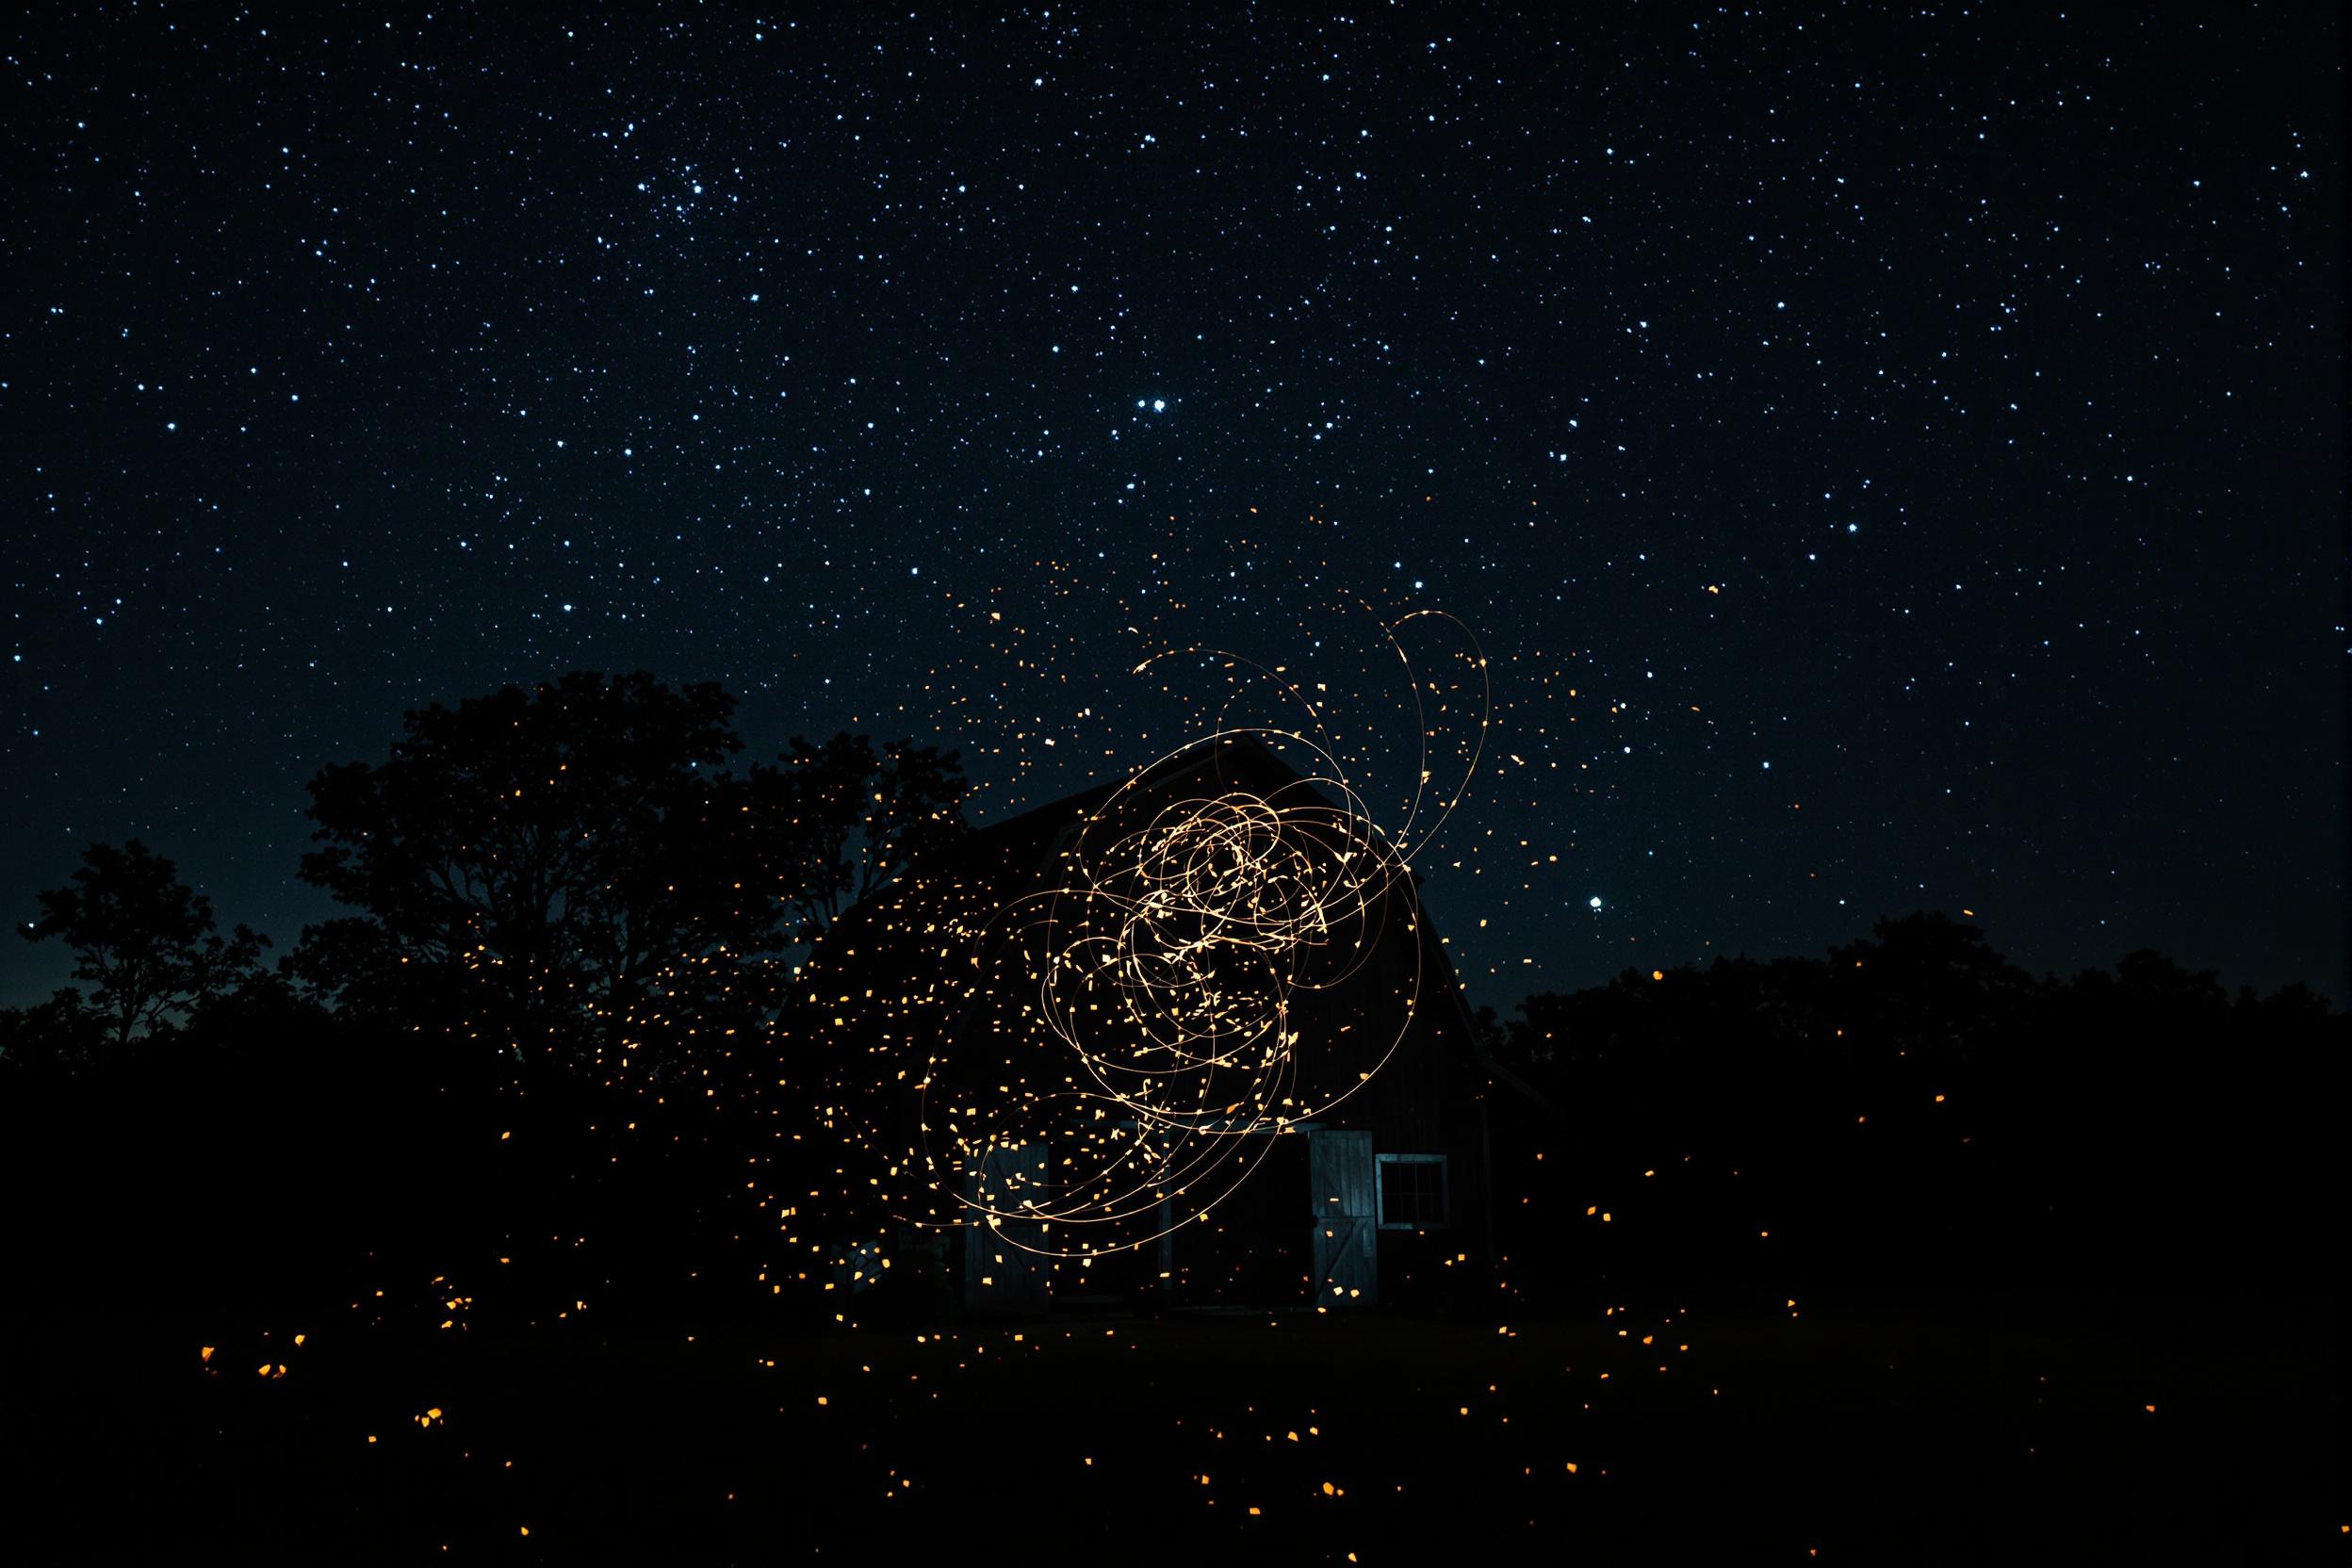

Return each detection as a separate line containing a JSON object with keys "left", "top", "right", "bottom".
{"left": 1376, "top": 1152, "right": 1448, "bottom": 1229}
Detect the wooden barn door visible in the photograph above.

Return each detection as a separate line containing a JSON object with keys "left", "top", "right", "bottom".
{"left": 1309, "top": 1129, "right": 1379, "bottom": 1308}
{"left": 963, "top": 1142, "right": 1052, "bottom": 1315}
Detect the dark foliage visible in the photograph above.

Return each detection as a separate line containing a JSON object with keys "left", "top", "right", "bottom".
{"left": 3, "top": 673, "right": 972, "bottom": 1346}
{"left": 1484, "top": 913, "right": 2345, "bottom": 1301}
{"left": 286, "top": 670, "right": 966, "bottom": 1063}
{"left": 17, "top": 838, "right": 269, "bottom": 1050}
{"left": 0, "top": 745, "right": 2337, "bottom": 1564}
{"left": 775, "top": 731, "right": 972, "bottom": 940}
{"left": 294, "top": 671, "right": 763, "bottom": 1051}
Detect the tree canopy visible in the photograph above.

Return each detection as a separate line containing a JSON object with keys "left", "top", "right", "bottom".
{"left": 17, "top": 838, "right": 268, "bottom": 1051}
{"left": 288, "top": 670, "right": 967, "bottom": 1051}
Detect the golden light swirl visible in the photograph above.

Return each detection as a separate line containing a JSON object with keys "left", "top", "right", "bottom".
{"left": 806, "top": 610, "right": 1486, "bottom": 1278}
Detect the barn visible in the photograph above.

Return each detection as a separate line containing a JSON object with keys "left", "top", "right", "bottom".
{"left": 800, "top": 731, "right": 1494, "bottom": 1315}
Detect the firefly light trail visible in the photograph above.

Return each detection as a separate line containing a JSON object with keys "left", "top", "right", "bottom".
{"left": 795, "top": 608, "right": 1488, "bottom": 1282}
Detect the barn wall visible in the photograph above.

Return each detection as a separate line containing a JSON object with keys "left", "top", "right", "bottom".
{"left": 1168, "top": 1135, "right": 1314, "bottom": 1308}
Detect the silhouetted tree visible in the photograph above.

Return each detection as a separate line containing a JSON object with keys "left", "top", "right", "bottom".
{"left": 291, "top": 671, "right": 968, "bottom": 1054}
{"left": 776, "top": 732, "right": 970, "bottom": 940}
{"left": 294, "top": 673, "right": 762, "bottom": 1046}
{"left": 17, "top": 839, "right": 269, "bottom": 1051}
{"left": 279, "top": 912, "right": 437, "bottom": 1021}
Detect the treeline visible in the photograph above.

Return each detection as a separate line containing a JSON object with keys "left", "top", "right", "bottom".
{"left": 6, "top": 671, "right": 966, "bottom": 1078}
{"left": 2, "top": 672, "right": 2341, "bottom": 1331}
{"left": 0, "top": 672, "right": 967, "bottom": 1331}
{"left": 1483, "top": 913, "right": 2344, "bottom": 1300}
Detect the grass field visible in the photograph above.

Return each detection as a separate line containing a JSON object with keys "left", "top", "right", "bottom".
{"left": 7, "top": 1282, "right": 2337, "bottom": 1562}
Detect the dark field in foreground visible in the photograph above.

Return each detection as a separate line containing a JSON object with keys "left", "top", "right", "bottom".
{"left": 8, "top": 1285, "right": 2336, "bottom": 1563}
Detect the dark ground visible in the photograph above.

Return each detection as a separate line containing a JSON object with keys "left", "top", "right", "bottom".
{"left": 7, "top": 1282, "right": 2337, "bottom": 1563}
{"left": 6, "top": 915, "right": 2342, "bottom": 1560}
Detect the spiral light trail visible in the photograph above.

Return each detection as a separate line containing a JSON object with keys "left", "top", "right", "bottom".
{"left": 802, "top": 609, "right": 1487, "bottom": 1282}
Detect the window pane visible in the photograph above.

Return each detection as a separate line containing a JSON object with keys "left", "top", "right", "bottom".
{"left": 1380, "top": 1157, "right": 1446, "bottom": 1226}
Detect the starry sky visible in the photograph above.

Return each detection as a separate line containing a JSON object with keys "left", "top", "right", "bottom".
{"left": 7, "top": 5, "right": 2344, "bottom": 1011}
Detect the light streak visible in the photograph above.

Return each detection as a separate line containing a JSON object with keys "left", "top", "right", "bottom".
{"left": 805, "top": 608, "right": 1488, "bottom": 1267}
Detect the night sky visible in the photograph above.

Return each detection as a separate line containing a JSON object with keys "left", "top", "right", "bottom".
{"left": 7, "top": 5, "right": 2344, "bottom": 1012}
